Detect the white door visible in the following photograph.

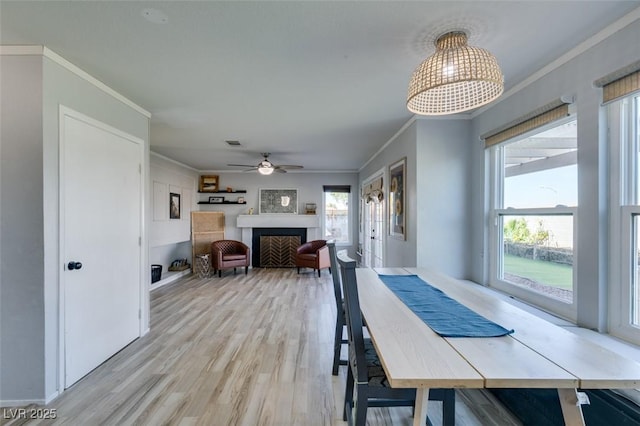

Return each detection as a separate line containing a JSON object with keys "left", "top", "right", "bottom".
{"left": 61, "top": 109, "right": 142, "bottom": 387}
{"left": 362, "top": 198, "right": 384, "bottom": 268}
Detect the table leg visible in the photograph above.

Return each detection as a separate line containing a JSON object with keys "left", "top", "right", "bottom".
{"left": 413, "top": 388, "right": 429, "bottom": 426}
{"left": 557, "top": 388, "right": 586, "bottom": 426}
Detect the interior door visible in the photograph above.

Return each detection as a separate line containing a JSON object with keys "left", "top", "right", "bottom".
{"left": 61, "top": 109, "right": 142, "bottom": 387}
{"left": 362, "top": 197, "right": 384, "bottom": 268}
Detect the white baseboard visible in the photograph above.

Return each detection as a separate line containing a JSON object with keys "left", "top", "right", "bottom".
{"left": 150, "top": 270, "right": 191, "bottom": 291}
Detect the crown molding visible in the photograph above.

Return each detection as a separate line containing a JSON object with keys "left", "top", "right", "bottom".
{"left": 1, "top": 45, "right": 150, "bottom": 118}
{"left": 471, "top": 5, "right": 640, "bottom": 118}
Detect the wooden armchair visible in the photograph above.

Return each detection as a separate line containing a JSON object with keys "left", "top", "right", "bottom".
{"left": 294, "top": 239, "right": 330, "bottom": 277}
{"left": 210, "top": 240, "right": 250, "bottom": 277}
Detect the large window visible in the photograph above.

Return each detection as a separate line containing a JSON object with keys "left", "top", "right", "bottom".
{"left": 489, "top": 117, "right": 577, "bottom": 317}
{"left": 323, "top": 185, "right": 351, "bottom": 244}
{"left": 611, "top": 94, "right": 640, "bottom": 343}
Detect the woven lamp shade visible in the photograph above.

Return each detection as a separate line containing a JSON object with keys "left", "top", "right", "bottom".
{"left": 407, "top": 31, "right": 504, "bottom": 115}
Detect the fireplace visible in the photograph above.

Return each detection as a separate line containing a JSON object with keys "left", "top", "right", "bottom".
{"left": 236, "top": 214, "right": 321, "bottom": 267}
{"left": 252, "top": 228, "right": 307, "bottom": 267}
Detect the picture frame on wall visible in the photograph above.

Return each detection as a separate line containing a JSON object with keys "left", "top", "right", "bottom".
{"left": 170, "top": 192, "right": 181, "bottom": 219}
{"left": 209, "top": 196, "right": 225, "bottom": 204}
{"left": 389, "top": 157, "right": 406, "bottom": 240}
{"left": 199, "top": 175, "right": 219, "bottom": 192}
{"left": 259, "top": 189, "right": 298, "bottom": 214}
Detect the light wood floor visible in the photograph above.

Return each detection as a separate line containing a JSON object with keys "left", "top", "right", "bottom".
{"left": 4, "top": 268, "right": 521, "bottom": 425}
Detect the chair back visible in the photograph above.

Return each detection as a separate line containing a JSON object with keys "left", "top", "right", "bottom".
{"left": 327, "top": 242, "right": 343, "bottom": 313}
{"left": 337, "top": 252, "right": 368, "bottom": 384}
{"left": 212, "top": 240, "right": 247, "bottom": 255}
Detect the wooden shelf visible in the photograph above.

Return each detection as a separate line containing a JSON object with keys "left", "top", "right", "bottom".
{"left": 198, "top": 190, "right": 246, "bottom": 194}
{"left": 198, "top": 201, "right": 247, "bottom": 205}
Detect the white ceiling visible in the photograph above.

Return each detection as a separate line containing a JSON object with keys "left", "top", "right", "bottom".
{"left": 2, "top": 1, "right": 639, "bottom": 172}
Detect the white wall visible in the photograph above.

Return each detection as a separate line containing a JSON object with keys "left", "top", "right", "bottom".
{"left": 469, "top": 18, "right": 640, "bottom": 330}
{"left": 196, "top": 171, "right": 359, "bottom": 255}
{"left": 150, "top": 154, "right": 199, "bottom": 278}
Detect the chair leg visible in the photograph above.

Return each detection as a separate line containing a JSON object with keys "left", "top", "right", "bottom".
{"left": 233, "top": 267, "right": 237, "bottom": 275}
{"left": 245, "top": 266, "right": 248, "bottom": 275}
{"left": 318, "top": 268, "right": 321, "bottom": 277}
{"left": 332, "top": 318, "right": 343, "bottom": 375}
{"left": 218, "top": 270, "right": 222, "bottom": 277}
{"left": 354, "top": 383, "right": 368, "bottom": 426}
{"left": 344, "top": 367, "right": 354, "bottom": 421}
{"left": 442, "top": 389, "right": 456, "bottom": 426}
{"left": 297, "top": 267, "right": 300, "bottom": 274}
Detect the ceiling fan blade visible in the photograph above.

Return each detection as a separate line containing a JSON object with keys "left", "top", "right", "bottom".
{"left": 275, "top": 165, "right": 303, "bottom": 169}
{"left": 227, "top": 163, "right": 257, "bottom": 168}
{"left": 274, "top": 168, "right": 287, "bottom": 173}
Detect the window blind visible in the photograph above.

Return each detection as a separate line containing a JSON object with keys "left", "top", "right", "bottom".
{"left": 481, "top": 99, "right": 571, "bottom": 148}
{"left": 323, "top": 185, "right": 351, "bottom": 193}
{"left": 594, "top": 60, "right": 640, "bottom": 105}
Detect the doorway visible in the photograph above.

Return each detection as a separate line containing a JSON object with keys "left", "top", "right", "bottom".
{"left": 361, "top": 175, "right": 385, "bottom": 268}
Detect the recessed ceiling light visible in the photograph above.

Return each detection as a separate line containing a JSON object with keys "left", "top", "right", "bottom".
{"left": 141, "top": 8, "right": 168, "bottom": 24}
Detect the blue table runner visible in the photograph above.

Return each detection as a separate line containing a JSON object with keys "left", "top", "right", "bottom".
{"left": 378, "top": 274, "right": 514, "bottom": 338}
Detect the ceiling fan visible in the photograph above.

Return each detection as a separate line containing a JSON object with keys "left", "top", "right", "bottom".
{"left": 228, "top": 153, "right": 303, "bottom": 175}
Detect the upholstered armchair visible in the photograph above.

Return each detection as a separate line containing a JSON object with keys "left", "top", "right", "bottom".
{"left": 210, "top": 240, "right": 250, "bottom": 277}
{"left": 294, "top": 239, "right": 330, "bottom": 277}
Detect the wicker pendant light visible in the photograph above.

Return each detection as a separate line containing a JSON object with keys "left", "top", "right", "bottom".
{"left": 407, "top": 31, "right": 504, "bottom": 115}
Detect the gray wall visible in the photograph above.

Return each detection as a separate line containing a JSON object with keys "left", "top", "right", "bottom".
{"left": 0, "top": 52, "right": 150, "bottom": 404}
{"left": 469, "top": 20, "right": 640, "bottom": 330}
{"left": 358, "top": 118, "right": 472, "bottom": 277}
{"left": 360, "top": 122, "right": 418, "bottom": 267}
{"left": 416, "top": 119, "right": 472, "bottom": 278}
{"left": 0, "top": 55, "right": 45, "bottom": 403}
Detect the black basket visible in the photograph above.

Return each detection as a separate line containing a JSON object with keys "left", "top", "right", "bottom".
{"left": 151, "top": 264, "right": 162, "bottom": 283}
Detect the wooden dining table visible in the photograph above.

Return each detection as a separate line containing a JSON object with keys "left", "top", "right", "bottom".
{"left": 355, "top": 267, "right": 640, "bottom": 426}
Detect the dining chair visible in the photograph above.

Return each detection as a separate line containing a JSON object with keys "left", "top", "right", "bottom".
{"left": 327, "top": 242, "right": 348, "bottom": 375}
{"left": 336, "top": 253, "right": 455, "bottom": 426}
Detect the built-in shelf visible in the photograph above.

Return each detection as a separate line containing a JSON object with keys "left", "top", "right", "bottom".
{"left": 197, "top": 190, "right": 247, "bottom": 194}
{"left": 198, "top": 201, "right": 247, "bottom": 205}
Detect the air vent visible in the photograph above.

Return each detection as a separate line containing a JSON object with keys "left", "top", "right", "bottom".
{"left": 225, "top": 140, "right": 241, "bottom": 146}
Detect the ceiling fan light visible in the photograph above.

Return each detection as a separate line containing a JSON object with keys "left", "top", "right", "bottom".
{"left": 407, "top": 31, "right": 504, "bottom": 115}
{"left": 258, "top": 164, "right": 274, "bottom": 175}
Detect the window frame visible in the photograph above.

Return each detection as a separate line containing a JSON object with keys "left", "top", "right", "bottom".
{"left": 488, "top": 116, "right": 578, "bottom": 321}
{"left": 610, "top": 95, "right": 640, "bottom": 344}
{"left": 322, "top": 189, "right": 352, "bottom": 246}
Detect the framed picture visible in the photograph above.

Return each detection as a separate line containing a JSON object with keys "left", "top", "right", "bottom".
{"left": 209, "top": 196, "right": 225, "bottom": 204}
{"left": 389, "top": 157, "right": 406, "bottom": 240}
{"left": 199, "top": 175, "right": 219, "bottom": 192}
{"left": 170, "top": 192, "right": 181, "bottom": 219}
{"left": 259, "top": 189, "right": 298, "bottom": 214}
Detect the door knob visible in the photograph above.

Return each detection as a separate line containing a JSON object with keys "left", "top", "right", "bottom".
{"left": 67, "top": 261, "right": 83, "bottom": 270}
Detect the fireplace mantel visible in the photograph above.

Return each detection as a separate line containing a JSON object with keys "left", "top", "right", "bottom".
{"left": 237, "top": 214, "right": 320, "bottom": 229}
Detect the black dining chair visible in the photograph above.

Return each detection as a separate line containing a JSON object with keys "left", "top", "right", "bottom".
{"left": 327, "top": 242, "right": 348, "bottom": 375}
{"left": 336, "top": 253, "right": 455, "bottom": 426}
